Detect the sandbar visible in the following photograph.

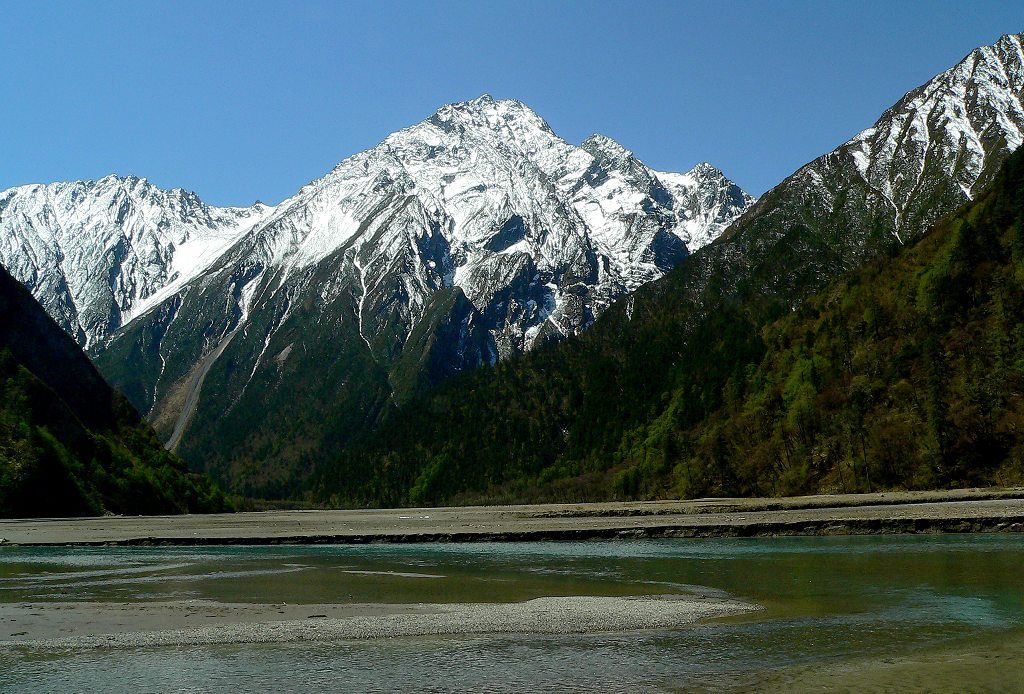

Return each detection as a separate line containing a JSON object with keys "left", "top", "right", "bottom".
{"left": 2, "top": 488, "right": 1024, "bottom": 546}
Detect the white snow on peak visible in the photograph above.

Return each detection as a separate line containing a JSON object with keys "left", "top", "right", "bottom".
{"left": 815, "top": 32, "right": 1024, "bottom": 236}
{"left": 0, "top": 96, "right": 751, "bottom": 356}
{"left": 234, "top": 95, "right": 752, "bottom": 307}
{"left": 654, "top": 163, "right": 756, "bottom": 251}
{"left": 0, "top": 175, "right": 273, "bottom": 346}
{"left": 582, "top": 133, "right": 635, "bottom": 162}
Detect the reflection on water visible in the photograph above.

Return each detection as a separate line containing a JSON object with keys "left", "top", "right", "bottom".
{"left": 2, "top": 534, "right": 1024, "bottom": 691}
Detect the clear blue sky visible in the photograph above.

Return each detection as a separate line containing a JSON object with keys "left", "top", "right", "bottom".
{"left": 2, "top": 1, "right": 1023, "bottom": 205}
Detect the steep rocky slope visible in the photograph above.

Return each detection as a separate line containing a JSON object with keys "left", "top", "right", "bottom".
{"left": 0, "top": 176, "right": 270, "bottom": 348}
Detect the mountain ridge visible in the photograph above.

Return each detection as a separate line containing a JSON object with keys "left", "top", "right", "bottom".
{"left": 0, "top": 96, "right": 751, "bottom": 354}
{"left": 0, "top": 174, "right": 272, "bottom": 347}
{"left": 312, "top": 32, "right": 1024, "bottom": 507}
{"left": 39, "top": 96, "right": 750, "bottom": 495}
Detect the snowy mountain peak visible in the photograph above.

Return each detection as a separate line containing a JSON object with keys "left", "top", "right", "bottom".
{"left": 0, "top": 98, "right": 753, "bottom": 439}
{"left": 256, "top": 96, "right": 753, "bottom": 289}
{"left": 581, "top": 133, "right": 634, "bottom": 161}
{"left": 756, "top": 32, "right": 1024, "bottom": 250}
{"left": 427, "top": 94, "right": 556, "bottom": 141}
{"left": 687, "top": 161, "right": 723, "bottom": 177}
{"left": 0, "top": 176, "right": 272, "bottom": 346}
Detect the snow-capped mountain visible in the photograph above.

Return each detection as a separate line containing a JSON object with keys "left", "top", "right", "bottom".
{"left": 723, "top": 33, "right": 1024, "bottom": 269}
{"left": 0, "top": 97, "right": 748, "bottom": 359}
{"left": 844, "top": 32, "right": 1024, "bottom": 237}
{"left": 311, "top": 33, "right": 1024, "bottom": 508}
{"left": 0, "top": 176, "right": 271, "bottom": 347}
{"left": 191, "top": 95, "right": 751, "bottom": 364}
{"left": 0, "top": 95, "right": 752, "bottom": 492}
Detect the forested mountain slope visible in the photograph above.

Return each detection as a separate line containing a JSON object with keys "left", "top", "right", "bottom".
{"left": 0, "top": 264, "right": 226, "bottom": 517}
{"left": 666, "top": 145, "right": 1024, "bottom": 497}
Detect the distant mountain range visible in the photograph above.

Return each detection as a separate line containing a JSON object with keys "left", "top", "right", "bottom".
{"left": 0, "top": 97, "right": 750, "bottom": 355}
{"left": 2, "top": 33, "right": 1023, "bottom": 503}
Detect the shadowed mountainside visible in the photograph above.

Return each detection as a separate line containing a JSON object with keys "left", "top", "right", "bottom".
{"left": 0, "top": 264, "right": 227, "bottom": 517}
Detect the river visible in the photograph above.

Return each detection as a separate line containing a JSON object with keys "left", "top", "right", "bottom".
{"left": 2, "top": 535, "right": 1022, "bottom": 691}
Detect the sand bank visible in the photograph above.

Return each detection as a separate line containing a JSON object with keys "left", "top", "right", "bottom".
{"left": 0, "top": 595, "right": 755, "bottom": 649}
{"left": 2, "top": 488, "right": 1023, "bottom": 546}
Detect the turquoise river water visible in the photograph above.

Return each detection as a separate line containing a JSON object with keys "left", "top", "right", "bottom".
{"left": 1, "top": 535, "right": 1023, "bottom": 692}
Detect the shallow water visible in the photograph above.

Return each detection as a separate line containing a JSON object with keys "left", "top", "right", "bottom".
{"left": 2, "top": 535, "right": 1024, "bottom": 691}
